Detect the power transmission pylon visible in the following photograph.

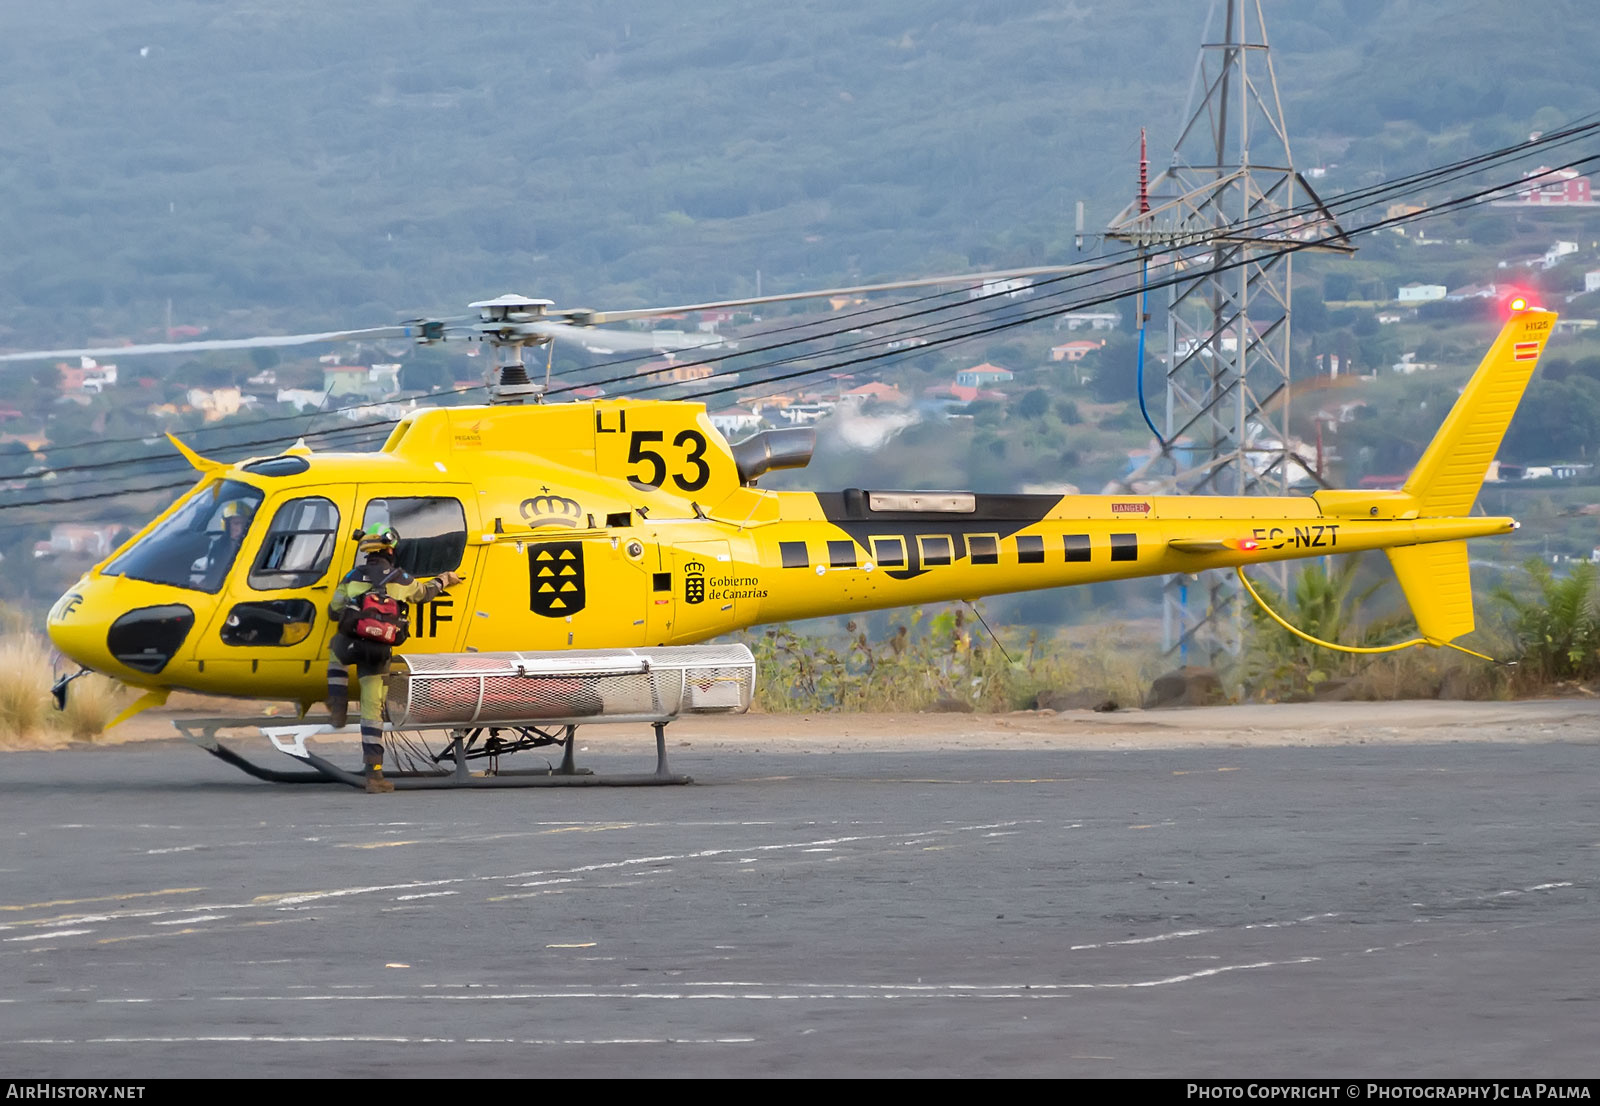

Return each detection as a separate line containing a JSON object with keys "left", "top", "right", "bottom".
{"left": 1106, "top": 0, "right": 1350, "bottom": 665}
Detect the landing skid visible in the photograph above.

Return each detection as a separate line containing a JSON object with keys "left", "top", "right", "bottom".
{"left": 170, "top": 644, "right": 754, "bottom": 790}
{"left": 172, "top": 716, "right": 692, "bottom": 789}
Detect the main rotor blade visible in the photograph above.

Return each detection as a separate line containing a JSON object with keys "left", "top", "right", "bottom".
{"left": 0, "top": 326, "right": 417, "bottom": 363}
{"left": 523, "top": 320, "right": 721, "bottom": 354}
{"left": 566, "top": 264, "right": 1097, "bottom": 324}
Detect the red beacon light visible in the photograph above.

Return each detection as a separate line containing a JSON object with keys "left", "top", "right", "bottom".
{"left": 1503, "top": 288, "right": 1539, "bottom": 314}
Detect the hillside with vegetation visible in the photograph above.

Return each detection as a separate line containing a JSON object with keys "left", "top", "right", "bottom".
{"left": 0, "top": 0, "right": 1595, "bottom": 338}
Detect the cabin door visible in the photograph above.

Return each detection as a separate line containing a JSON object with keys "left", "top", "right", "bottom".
{"left": 353, "top": 484, "right": 479, "bottom": 654}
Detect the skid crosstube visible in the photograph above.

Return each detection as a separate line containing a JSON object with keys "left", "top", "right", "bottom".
{"left": 172, "top": 716, "right": 338, "bottom": 784}
{"left": 174, "top": 717, "right": 692, "bottom": 788}
{"left": 266, "top": 720, "right": 692, "bottom": 789}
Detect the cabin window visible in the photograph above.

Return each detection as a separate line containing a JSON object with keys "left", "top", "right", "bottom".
{"left": 827, "top": 540, "right": 857, "bottom": 569}
{"left": 1064, "top": 534, "right": 1091, "bottom": 563}
{"left": 220, "top": 599, "right": 318, "bottom": 647}
{"left": 103, "top": 479, "right": 265, "bottom": 594}
{"left": 249, "top": 497, "right": 341, "bottom": 590}
{"left": 869, "top": 536, "right": 906, "bottom": 568}
{"left": 1111, "top": 533, "right": 1138, "bottom": 562}
{"left": 966, "top": 534, "right": 999, "bottom": 565}
{"left": 780, "top": 541, "right": 809, "bottom": 569}
{"left": 1016, "top": 535, "right": 1044, "bottom": 564}
{"left": 361, "top": 497, "right": 468, "bottom": 576}
{"left": 919, "top": 535, "right": 953, "bottom": 566}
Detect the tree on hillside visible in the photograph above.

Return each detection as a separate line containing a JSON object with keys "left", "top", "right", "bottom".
{"left": 1501, "top": 376, "right": 1600, "bottom": 463}
{"left": 1018, "top": 388, "right": 1050, "bottom": 419}
{"left": 1084, "top": 335, "right": 1141, "bottom": 404}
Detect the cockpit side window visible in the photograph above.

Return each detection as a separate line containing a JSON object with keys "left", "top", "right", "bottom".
{"left": 360, "top": 497, "right": 468, "bottom": 576}
{"left": 249, "top": 497, "right": 341, "bottom": 590}
{"left": 103, "top": 480, "right": 264, "bottom": 594}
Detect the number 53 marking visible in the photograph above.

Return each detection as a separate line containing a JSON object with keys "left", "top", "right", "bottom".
{"left": 627, "top": 429, "right": 711, "bottom": 492}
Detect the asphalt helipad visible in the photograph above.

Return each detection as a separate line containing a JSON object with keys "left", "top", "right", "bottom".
{"left": 1, "top": 703, "right": 1597, "bottom": 1077}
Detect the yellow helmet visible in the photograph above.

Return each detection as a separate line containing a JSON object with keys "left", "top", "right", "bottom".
{"left": 220, "top": 499, "right": 251, "bottom": 520}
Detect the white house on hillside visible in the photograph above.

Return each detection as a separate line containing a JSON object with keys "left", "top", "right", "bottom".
{"left": 1059, "top": 311, "right": 1120, "bottom": 331}
{"left": 1397, "top": 283, "right": 1447, "bottom": 303}
{"left": 955, "top": 363, "right": 1014, "bottom": 388}
{"left": 1543, "top": 241, "right": 1579, "bottom": 268}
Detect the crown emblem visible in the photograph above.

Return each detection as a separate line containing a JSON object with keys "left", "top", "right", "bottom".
{"left": 520, "top": 494, "right": 582, "bottom": 526}
{"left": 684, "top": 560, "right": 706, "bottom": 574}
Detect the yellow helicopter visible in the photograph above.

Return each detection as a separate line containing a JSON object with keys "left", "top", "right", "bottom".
{"left": 9, "top": 280, "right": 1554, "bottom": 788}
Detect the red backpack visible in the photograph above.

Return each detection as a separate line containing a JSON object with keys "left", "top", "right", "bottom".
{"left": 340, "top": 568, "right": 409, "bottom": 646}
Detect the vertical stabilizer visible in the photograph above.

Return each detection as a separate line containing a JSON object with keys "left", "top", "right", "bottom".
{"left": 1402, "top": 309, "right": 1555, "bottom": 517}
{"left": 1381, "top": 308, "right": 1554, "bottom": 647}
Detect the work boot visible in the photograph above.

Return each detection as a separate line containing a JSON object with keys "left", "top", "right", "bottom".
{"left": 364, "top": 771, "right": 395, "bottom": 794}
{"left": 327, "top": 700, "right": 348, "bottom": 728}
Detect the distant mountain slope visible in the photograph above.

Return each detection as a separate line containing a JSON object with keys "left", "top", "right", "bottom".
{"left": 0, "top": 0, "right": 1593, "bottom": 340}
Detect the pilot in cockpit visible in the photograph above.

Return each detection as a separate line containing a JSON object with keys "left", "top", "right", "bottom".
{"left": 193, "top": 499, "right": 255, "bottom": 591}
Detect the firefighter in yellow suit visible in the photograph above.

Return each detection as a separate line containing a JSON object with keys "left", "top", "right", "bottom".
{"left": 327, "top": 525, "right": 462, "bottom": 793}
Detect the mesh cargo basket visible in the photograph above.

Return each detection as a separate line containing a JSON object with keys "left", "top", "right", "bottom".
{"left": 385, "top": 644, "right": 755, "bottom": 728}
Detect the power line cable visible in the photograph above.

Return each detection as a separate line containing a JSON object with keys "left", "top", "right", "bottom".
{"left": 16, "top": 119, "right": 1596, "bottom": 468}
{"left": 3, "top": 129, "right": 1596, "bottom": 509}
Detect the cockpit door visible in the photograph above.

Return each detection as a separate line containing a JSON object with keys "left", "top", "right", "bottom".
{"left": 193, "top": 486, "right": 359, "bottom": 699}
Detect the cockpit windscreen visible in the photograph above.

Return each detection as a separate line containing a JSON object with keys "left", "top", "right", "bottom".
{"left": 103, "top": 480, "right": 265, "bottom": 593}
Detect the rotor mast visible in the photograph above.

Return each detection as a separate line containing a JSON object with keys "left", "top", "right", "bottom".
{"left": 467, "top": 294, "right": 554, "bottom": 404}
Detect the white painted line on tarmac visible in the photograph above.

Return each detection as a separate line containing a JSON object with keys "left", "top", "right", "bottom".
{"left": 0, "top": 820, "right": 1035, "bottom": 947}
{"left": 1071, "top": 928, "right": 1211, "bottom": 950}
{"left": 4, "top": 929, "right": 94, "bottom": 942}
{"left": 10, "top": 1035, "right": 756, "bottom": 1046}
{"left": 153, "top": 915, "right": 226, "bottom": 925}
{"left": 1243, "top": 912, "right": 1342, "bottom": 929}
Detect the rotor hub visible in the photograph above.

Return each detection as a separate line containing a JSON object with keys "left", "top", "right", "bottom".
{"left": 469, "top": 294, "right": 555, "bottom": 324}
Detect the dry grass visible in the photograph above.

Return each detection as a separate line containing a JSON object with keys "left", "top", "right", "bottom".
{"left": 0, "top": 603, "right": 31, "bottom": 637}
{"left": 748, "top": 608, "right": 1163, "bottom": 713}
{"left": 1325, "top": 644, "right": 1512, "bottom": 702}
{"left": 0, "top": 632, "right": 130, "bottom": 750}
